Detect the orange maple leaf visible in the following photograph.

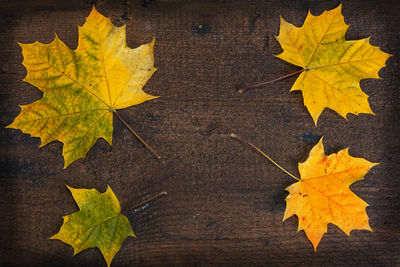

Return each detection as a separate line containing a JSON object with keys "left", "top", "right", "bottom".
{"left": 230, "top": 134, "right": 378, "bottom": 251}
{"left": 283, "top": 138, "right": 377, "bottom": 250}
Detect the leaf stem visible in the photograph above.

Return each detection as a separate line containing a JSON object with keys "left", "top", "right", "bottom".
{"left": 113, "top": 110, "right": 161, "bottom": 160}
{"left": 122, "top": 191, "right": 167, "bottom": 214}
{"left": 238, "top": 70, "right": 303, "bottom": 93}
{"left": 230, "top": 133, "right": 299, "bottom": 181}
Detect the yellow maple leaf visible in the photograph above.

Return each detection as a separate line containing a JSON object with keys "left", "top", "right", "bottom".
{"left": 7, "top": 6, "right": 158, "bottom": 167}
{"left": 276, "top": 4, "right": 391, "bottom": 124}
{"left": 51, "top": 185, "right": 135, "bottom": 267}
{"left": 283, "top": 138, "right": 377, "bottom": 250}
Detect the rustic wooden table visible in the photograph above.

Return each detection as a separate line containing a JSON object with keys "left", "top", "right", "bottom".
{"left": 1, "top": 0, "right": 399, "bottom": 266}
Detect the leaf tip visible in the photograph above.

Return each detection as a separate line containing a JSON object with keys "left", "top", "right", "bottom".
{"left": 311, "top": 117, "right": 319, "bottom": 126}
{"left": 105, "top": 184, "right": 112, "bottom": 192}
{"left": 103, "top": 253, "right": 114, "bottom": 267}
{"left": 272, "top": 52, "right": 280, "bottom": 58}
{"left": 309, "top": 109, "right": 322, "bottom": 126}
{"left": 151, "top": 94, "right": 161, "bottom": 100}
{"left": 63, "top": 155, "right": 77, "bottom": 169}
{"left": 48, "top": 233, "right": 56, "bottom": 240}
{"left": 5, "top": 120, "right": 15, "bottom": 129}
{"left": 370, "top": 162, "right": 380, "bottom": 169}
{"left": 330, "top": 3, "right": 343, "bottom": 15}
{"left": 278, "top": 15, "right": 289, "bottom": 26}
{"left": 65, "top": 185, "right": 75, "bottom": 194}
{"left": 87, "top": 4, "right": 106, "bottom": 23}
{"left": 90, "top": 4, "right": 98, "bottom": 14}
{"left": 53, "top": 32, "right": 60, "bottom": 41}
{"left": 72, "top": 248, "right": 81, "bottom": 257}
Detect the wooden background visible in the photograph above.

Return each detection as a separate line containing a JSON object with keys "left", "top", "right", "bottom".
{"left": 1, "top": 0, "right": 399, "bottom": 266}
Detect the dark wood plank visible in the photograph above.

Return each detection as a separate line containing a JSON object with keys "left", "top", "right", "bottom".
{"left": 1, "top": 0, "right": 399, "bottom": 266}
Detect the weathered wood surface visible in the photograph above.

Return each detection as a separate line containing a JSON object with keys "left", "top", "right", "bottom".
{"left": 1, "top": 0, "right": 399, "bottom": 266}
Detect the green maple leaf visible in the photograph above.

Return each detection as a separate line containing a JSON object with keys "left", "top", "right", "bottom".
{"left": 51, "top": 185, "right": 135, "bottom": 266}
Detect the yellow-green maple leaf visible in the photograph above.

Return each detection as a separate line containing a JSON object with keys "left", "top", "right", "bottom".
{"left": 276, "top": 4, "right": 391, "bottom": 124}
{"left": 7, "top": 6, "right": 157, "bottom": 167}
{"left": 283, "top": 138, "right": 377, "bottom": 250}
{"left": 51, "top": 185, "right": 135, "bottom": 267}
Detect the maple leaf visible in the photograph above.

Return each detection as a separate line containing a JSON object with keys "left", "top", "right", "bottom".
{"left": 50, "top": 185, "right": 135, "bottom": 267}
{"left": 283, "top": 138, "right": 377, "bottom": 250}
{"left": 230, "top": 133, "right": 377, "bottom": 251}
{"left": 275, "top": 4, "right": 391, "bottom": 124}
{"left": 7, "top": 6, "right": 158, "bottom": 167}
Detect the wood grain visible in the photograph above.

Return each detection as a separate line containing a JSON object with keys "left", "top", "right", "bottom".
{"left": 1, "top": 0, "right": 399, "bottom": 266}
